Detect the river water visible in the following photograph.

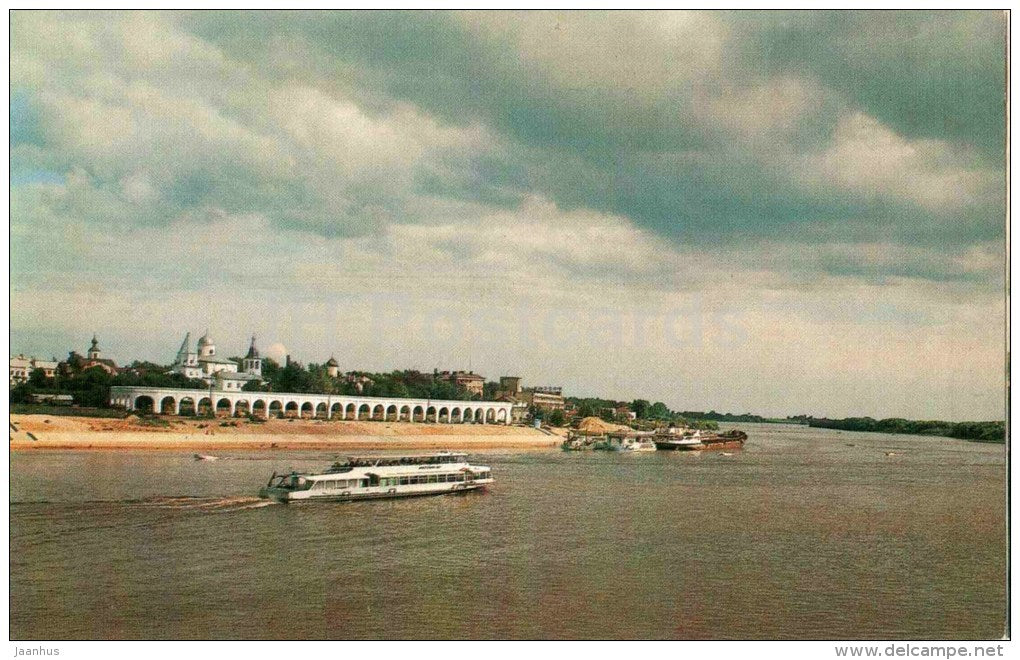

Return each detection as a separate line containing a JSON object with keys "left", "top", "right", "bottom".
{"left": 10, "top": 423, "right": 1006, "bottom": 640}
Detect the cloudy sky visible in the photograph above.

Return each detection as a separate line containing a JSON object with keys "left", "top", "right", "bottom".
{"left": 10, "top": 10, "right": 1006, "bottom": 420}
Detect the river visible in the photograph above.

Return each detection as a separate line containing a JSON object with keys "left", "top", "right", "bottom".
{"left": 10, "top": 423, "right": 1006, "bottom": 639}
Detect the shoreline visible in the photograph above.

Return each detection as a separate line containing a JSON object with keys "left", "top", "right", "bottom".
{"left": 9, "top": 414, "right": 563, "bottom": 452}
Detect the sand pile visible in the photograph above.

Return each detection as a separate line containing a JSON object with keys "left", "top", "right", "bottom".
{"left": 575, "top": 417, "right": 629, "bottom": 434}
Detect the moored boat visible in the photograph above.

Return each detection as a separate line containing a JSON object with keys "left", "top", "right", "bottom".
{"left": 620, "top": 435, "right": 657, "bottom": 452}
{"left": 652, "top": 427, "right": 747, "bottom": 451}
{"left": 258, "top": 452, "right": 493, "bottom": 503}
{"left": 699, "top": 430, "right": 748, "bottom": 451}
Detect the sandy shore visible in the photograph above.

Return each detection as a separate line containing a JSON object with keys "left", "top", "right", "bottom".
{"left": 9, "top": 414, "right": 563, "bottom": 451}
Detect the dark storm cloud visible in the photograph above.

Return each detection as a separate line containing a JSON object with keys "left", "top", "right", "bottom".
{"left": 181, "top": 10, "right": 1005, "bottom": 260}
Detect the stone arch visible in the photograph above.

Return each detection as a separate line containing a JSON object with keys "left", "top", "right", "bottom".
{"left": 300, "top": 402, "right": 314, "bottom": 418}
{"left": 426, "top": 406, "right": 438, "bottom": 422}
{"left": 315, "top": 402, "right": 328, "bottom": 419}
{"left": 462, "top": 407, "right": 473, "bottom": 423}
{"left": 197, "top": 397, "right": 213, "bottom": 416}
{"left": 160, "top": 396, "right": 177, "bottom": 415}
{"left": 331, "top": 402, "right": 343, "bottom": 419}
{"left": 486, "top": 408, "right": 496, "bottom": 423}
{"left": 269, "top": 400, "right": 283, "bottom": 417}
{"left": 438, "top": 406, "right": 450, "bottom": 423}
{"left": 216, "top": 398, "right": 232, "bottom": 416}
{"left": 385, "top": 404, "right": 398, "bottom": 421}
{"left": 234, "top": 400, "right": 251, "bottom": 417}
{"left": 412, "top": 405, "right": 424, "bottom": 422}
{"left": 179, "top": 397, "right": 196, "bottom": 416}
{"left": 399, "top": 405, "right": 411, "bottom": 421}
{"left": 134, "top": 395, "right": 155, "bottom": 413}
{"left": 372, "top": 404, "right": 385, "bottom": 421}
{"left": 346, "top": 403, "right": 357, "bottom": 420}
{"left": 497, "top": 408, "right": 508, "bottom": 423}
{"left": 252, "top": 399, "right": 267, "bottom": 418}
{"left": 450, "top": 407, "right": 461, "bottom": 423}
{"left": 356, "top": 403, "right": 370, "bottom": 420}
{"left": 285, "top": 401, "right": 299, "bottom": 417}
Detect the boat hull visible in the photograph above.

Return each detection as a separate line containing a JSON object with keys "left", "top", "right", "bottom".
{"left": 699, "top": 439, "right": 745, "bottom": 451}
{"left": 259, "top": 479, "right": 491, "bottom": 503}
{"left": 653, "top": 441, "right": 704, "bottom": 451}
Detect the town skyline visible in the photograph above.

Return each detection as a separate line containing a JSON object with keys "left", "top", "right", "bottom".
{"left": 9, "top": 323, "right": 1006, "bottom": 423}
{"left": 10, "top": 11, "right": 1007, "bottom": 422}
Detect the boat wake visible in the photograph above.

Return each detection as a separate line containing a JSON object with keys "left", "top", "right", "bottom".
{"left": 133, "top": 495, "right": 277, "bottom": 513}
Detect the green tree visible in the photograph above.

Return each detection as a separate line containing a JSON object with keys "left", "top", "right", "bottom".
{"left": 630, "top": 399, "right": 650, "bottom": 419}
{"left": 548, "top": 408, "right": 566, "bottom": 427}
{"left": 649, "top": 401, "right": 670, "bottom": 419}
{"left": 28, "top": 367, "right": 50, "bottom": 389}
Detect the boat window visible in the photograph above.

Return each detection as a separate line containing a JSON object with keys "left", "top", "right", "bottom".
{"left": 399, "top": 477, "right": 408, "bottom": 485}
{"left": 428, "top": 475, "right": 437, "bottom": 484}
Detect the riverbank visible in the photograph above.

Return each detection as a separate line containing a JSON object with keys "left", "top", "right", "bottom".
{"left": 8, "top": 414, "right": 562, "bottom": 451}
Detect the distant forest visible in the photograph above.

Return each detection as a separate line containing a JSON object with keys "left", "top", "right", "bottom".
{"left": 794, "top": 416, "right": 1005, "bottom": 443}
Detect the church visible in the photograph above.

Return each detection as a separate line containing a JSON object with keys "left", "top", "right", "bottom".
{"left": 171, "top": 332, "right": 264, "bottom": 391}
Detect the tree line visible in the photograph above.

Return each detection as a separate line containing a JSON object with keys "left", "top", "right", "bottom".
{"left": 805, "top": 417, "right": 1005, "bottom": 443}
{"left": 10, "top": 354, "right": 487, "bottom": 409}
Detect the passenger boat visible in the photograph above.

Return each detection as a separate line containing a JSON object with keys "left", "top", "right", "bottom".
{"left": 258, "top": 452, "right": 493, "bottom": 503}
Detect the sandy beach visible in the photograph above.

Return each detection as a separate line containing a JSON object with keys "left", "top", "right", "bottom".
{"left": 8, "top": 414, "right": 563, "bottom": 451}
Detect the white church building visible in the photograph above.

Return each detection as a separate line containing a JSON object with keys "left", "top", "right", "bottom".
{"left": 172, "top": 332, "right": 263, "bottom": 391}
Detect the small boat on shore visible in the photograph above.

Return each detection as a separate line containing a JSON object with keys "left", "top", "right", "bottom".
{"left": 258, "top": 452, "right": 493, "bottom": 503}
{"left": 619, "top": 434, "right": 657, "bottom": 452}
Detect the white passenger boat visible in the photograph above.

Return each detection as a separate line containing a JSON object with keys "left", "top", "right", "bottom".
{"left": 652, "top": 428, "right": 706, "bottom": 451}
{"left": 258, "top": 452, "right": 493, "bottom": 503}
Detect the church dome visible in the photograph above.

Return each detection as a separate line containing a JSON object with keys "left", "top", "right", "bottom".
{"left": 326, "top": 356, "right": 339, "bottom": 367}
{"left": 197, "top": 332, "right": 213, "bottom": 347}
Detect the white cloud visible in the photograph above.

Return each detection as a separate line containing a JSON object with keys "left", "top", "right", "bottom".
{"left": 797, "top": 112, "right": 996, "bottom": 212}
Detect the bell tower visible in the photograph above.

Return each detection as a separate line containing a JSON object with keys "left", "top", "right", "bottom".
{"left": 87, "top": 335, "right": 101, "bottom": 360}
{"left": 243, "top": 335, "right": 262, "bottom": 377}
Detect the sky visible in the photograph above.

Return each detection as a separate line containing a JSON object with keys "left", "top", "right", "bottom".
{"left": 9, "top": 10, "right": 1007, "bottom": 421}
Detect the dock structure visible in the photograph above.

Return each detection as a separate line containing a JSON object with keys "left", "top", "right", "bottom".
{"left": 108, "top": 386, "right": 514, "bottom": 424}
